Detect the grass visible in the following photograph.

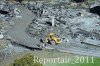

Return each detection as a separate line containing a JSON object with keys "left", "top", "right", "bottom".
{"left": 45, "top": 56, "right": 100, "bottom": 66}
{"left": 6, "top": 52, "right": 100, "bottom": 66}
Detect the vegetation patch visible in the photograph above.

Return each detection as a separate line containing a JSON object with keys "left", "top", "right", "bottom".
{"left": 9, "top": 53, "right": 43, "bottom": 66}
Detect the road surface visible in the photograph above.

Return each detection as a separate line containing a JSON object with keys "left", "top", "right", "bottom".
{"left": 7, "top": 6, "right": 38, "bottom": 47}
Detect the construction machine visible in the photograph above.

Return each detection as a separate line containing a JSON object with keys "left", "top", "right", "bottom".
{"left": 45, "top": 33, "right": 61, "bottom": 45}
{"left": 38, "top": 32, "right": 61, "bottom": 48}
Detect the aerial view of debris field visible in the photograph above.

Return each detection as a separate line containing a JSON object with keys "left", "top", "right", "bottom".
{"left": 0, "top": 0, "right": 100, "bottom": 66}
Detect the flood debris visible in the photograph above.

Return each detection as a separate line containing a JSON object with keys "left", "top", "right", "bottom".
{"left": 0, "top": 0, "right": 100, "bottom": 60}
{"left": 0, "top": 2, "right": 21, "bottom": 22}
{"left": 24, "top": 2, "right": 100, "bottom": 55}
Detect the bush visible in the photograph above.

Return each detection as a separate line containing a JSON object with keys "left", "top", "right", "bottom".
{"left": 9, "top": 53, "right": 43, "bottom": 66}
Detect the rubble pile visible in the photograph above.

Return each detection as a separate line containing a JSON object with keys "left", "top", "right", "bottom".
{"left": 26, "top": 2, "right": 100, "bottom": 50}
{"left": 1, "top": 1, "right": 99, "bottom": 57}
{"left": 0, "top": 2, "right": 21, "bottom": 22}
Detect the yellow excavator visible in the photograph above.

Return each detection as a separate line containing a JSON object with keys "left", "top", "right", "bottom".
{"left": 45, "top": 33, "right": 61, "bottom": 45}
{"left": 38, "top": 32, "right": 61, "bottom": 48}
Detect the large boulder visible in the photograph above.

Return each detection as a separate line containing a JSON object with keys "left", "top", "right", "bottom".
{"left": 0, "top": 10, "right": 9, "bottom": 15}
{"left": 90, "top": 6, "right": 100, "bottom": 16}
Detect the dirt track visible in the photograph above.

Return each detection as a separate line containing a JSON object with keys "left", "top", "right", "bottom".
{"left": 7, "top": 6, "right": 38, "bottom": 47}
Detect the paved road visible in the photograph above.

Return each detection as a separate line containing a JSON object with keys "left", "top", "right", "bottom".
{"left": 7, "top": 6, "right": 38, "bottom": 47}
